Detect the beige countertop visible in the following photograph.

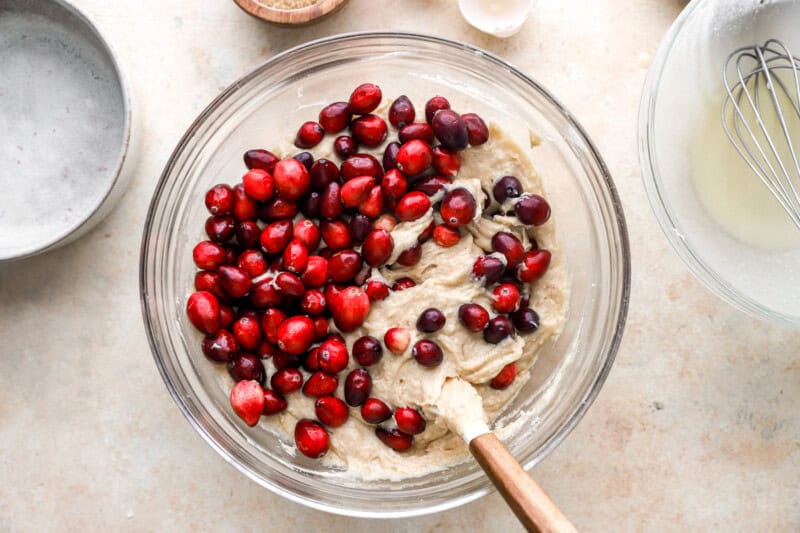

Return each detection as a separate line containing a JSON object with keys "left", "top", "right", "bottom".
{"left": 2, "top": 0, "right": 799, "bottom": 530}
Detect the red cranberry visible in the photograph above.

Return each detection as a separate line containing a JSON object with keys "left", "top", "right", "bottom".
{"left": 413, "top": 175, "right": 453, "bottom": 196}
{"left": 231, "top": 184, "right": 259, "bottom": 222}
{"left": 362, "top": 229, "right": 394, "bottom": 267}
{"left": 244, "top": 149, "right": 279, "bottom": 173}
{"left": 292, "top": 151, "right": 314, "bottom": 170}
{"left": 271, "top": 367, "right": 304, "bottom": 395}
{"left": 205, "top": 184, "right": 234, "bottom": 215}
{"left": 373, "top": 213, "right": 398, "bottom": 232}
{"left": 276, "top": 316, "right": 315, "bottom": 355}
{"left": 272, "top": 350, "right": 301, "bottom": 370}
{"left": 516, "top": 249, "right": 551, "bottom": 283}
{"left": 236, "top": 221, "right": 261, "bottom": 249}
{"left": 376, "top": 427, "right": 414, "bottom": 451}
{"left": 275, "top": 271, "right": 305, "bottom": 297}
{"left": 237, "top": 249, "right": 267, "bottom": 277}
{"left": 492, "top": 232, "right": 525, "bottom": 268}
{"left": 291, "top": 219, "right": 320, "bottom": 252}
{"left": 396, "top": 243, "right": 421, "bottom": 266}
{"left": 230, "top": 380, "right": 264, "bottom": 426}
{"left": 205, "top": 215, "right": 236, "bottom": 243}
{"left": 391, "top": 277, "right": 416, "bottom": 291}
{"left": 412, "top": 339, "right": 444, "bottom": 367}
{"left": 294, "top": 419, "right": 329, "bottom": 458}
{"left": 396, "top": 140, "right": 433, "bottom": 176}
{"left": 432, "top": 109, "right": 468, "bottom": 150}
{"left": 490, "top": 362, "right": 517, "bottom": 390}
{"left": 318, "top": 101, "right": 352, "bottom": 133}
{"left": 364, "top": 279, "right": 389, "bottom": 302}
{"left": 195, "top": 271, "right": 225, "bottom": 300}
{"left": 353, "top": 335, "right": 383, "bottom": 366}
{"left": 395, "top": 191, "right": 431, "bottom": 221}
{"left": 344, "top": 368, "right": 372, "bottom": 406}
{"left": 394, "top": 407, "right": 426, "bottom": 435}
{"left": 320, "top": 181, "right": 344, "bottom": 220}
{"left": 349, "top": 83, "right": 382, "bottom": 115}
{"left": 300, "top": 192, "right": 322, "bottom": 219}
{"left": 350, "top": 114, "right": 388, "bottom": 147}
{"left": 381, "top": 169, "right": 408, "bottom": 204}
{"left": 302, "top": 256, "right": 328, "bottom": 288}
{"left": 193, "top": 241, "right": 225, "bottom": 271}
{"left": 315, "top": 396, "right": 349, "bottom": 427}
{"left": 384, "top": 327, "right": 410, "bottom": 354}
{"left": 471, "top": 255, "right": 505, "bottom": 285}
{"left": 359, "top": 186, "right": 385, "bottom": 219}
{"left": 242, "top": 169, "right": 275, "bottom": 201}
{"left": 320, "top": 220, "right": 353, "bottom": 250}
{"left": 260, "top": 220, "right": 293, "bottom": 255}
{"left": 334, "top": 135, "right": 358, "bottom": 158}
{"left": 300, "top": 289, "right": 326, "bottom": 316}
{"left": 328, "top": 249, "right": 363, "bottom": 283}
{"left": 281, "top": 240, "right": 308, "bottom": 276}
{"left": 425, "top": 95, "right": 451, "bottom": 123}
{"left": 431, "top": 146, "right": 460, "bottom": 177}
{"left": 458, "top": 303, "right": 490, "bottom": 332}
{"left": 218, "top": 265, "right": 252, "bottom": 299}
{"left": 440, "top": 188, "right": 476, "bottom": 228}
{"left": 484, "top": 316, "right": 514, "bottom": 344}
{"left": 186, "top": 291, "right": 220, "bottom": 334}
{"left": 398, "top": 122, "right": 435, "bottom": 144}
{"left": 511, "top": 307, "right": 540, "bottom": 334}
{"left": 382, "top": 141, "right": 400, "bottom": 170}
{"left": 233, "top": 316, "right": 262, "bottom": 351}
{"left": 273, "top": 158, "right": 311, "bottom": 201}
{"left": 350, "top": 214, "right": 372, "bottom": 243}
{"left": 462, "top": 113, "right": 489, "bottom": 145}
{"left": 303, "top": 371, "right": 339, "bottom": 397}
{"left": 341, "top": 154, "right": 383, "bottom": 180}
{"left": 361, "top": 398, "right": 392, "bottom": 424}
{"left": 259, "top": 197, "right": 298, "bottom": 221}
{"left": 262, "top": 389, "right": 288, "bottom": 415}
{"left": 341, "top": 175, "right": 376, "bottom": 207}
{"left": 202, "top": 329, "right": 239, "bottom": 362}
{"left": 318, "top": 337, "right": 349, "bottom": 373}
{"left": 249, "top": 278, "right": 283, "bottom": 308}
{"left": 493, "top": 175, "right": 523, "bottom": 203}
{"left": 492, "top": 283, "right": 521, "bottom": 313}
{"left": 515, "top": 194, "right": 551, "bottom": 226}
{"left": 312, "top": 316, "right": 329, "bottom": 341}
{"left": 389, "top": 95, "right": 415, "bottom": 127}
{"left": 222, "top": 246, "right": 238, "bottom": 266}
{"left": 416, "top": 308, "right": 446, "bottom": 333}
{"left": 433, "top": 225, "right": 460, "bottom": 247}
{"left": 309, "top": 159, "right": 340, "bottom": 192}
{"left": 257, "top": 341, "right": 278, "bottom": 359}
{"left": 228, "top": 353, "right": 265, "bottom": 384}
{"left": 261, "top": 308, "right": 287, "bottom": 344}
{"left": 219, "top": 305, "right": 235, "bottom": 329}
{"left": 330, "top": 286, "right": 370, "bottom": 332}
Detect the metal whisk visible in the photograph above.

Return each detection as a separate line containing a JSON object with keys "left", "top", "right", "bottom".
{"left": 722, "top": 39, "right": 800, "bottom": 230}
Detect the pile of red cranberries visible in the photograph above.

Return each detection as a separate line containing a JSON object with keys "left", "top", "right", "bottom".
{"left": 186, "top": 83, "right": 552, "bottom": 459}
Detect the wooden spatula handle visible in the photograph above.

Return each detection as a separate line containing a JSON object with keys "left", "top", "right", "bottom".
{"left": 469, "top": 433, "right": 577, "bottom": 533}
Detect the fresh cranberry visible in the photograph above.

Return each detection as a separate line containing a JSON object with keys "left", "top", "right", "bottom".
{"left": 302, "top": 255, "right": 328, "bottom": 288}
{"left": 330, "top": 286, "right": 370, "bottom": 332}
{"left": 309, "top": 159, "right": 340, "bottom": 192}
{"left": 276, "top": 316, "right": 315, "bottom": 355}
{"left": 312, "top": 316, "right": 329, "bottom": 341}
{"left": 315, "top": 396, "right": 349, "bottom": 427}
{"left": 291, "top": 220, "right": 319, "bottom": 252}
{"left": 344, "top": 369, "right": 372, "bottom": 406}
{"left": 229, "top": 380, "right": 264, "bottom": 426}
{"left": 396, "top": 140, "right": 432, "bottom": 176}
{"left": 380, "top": 169, "right": 408, "bottom": 204}
{"left": 186, "top": 291, "right": 220, "bottom": 334}
{"left": 320, "top": 182, "right": 343, "bottom": 220}
{"left": 257, "top": 341, "right": 278, "bottom": 359}
{"left": 273, "top": 159, "right": 311, "bottom": 201}
{"left": 218, "top": 265, "right": 251, "bottom": 298}
{"left": 511, "top": 307, "right": 540, "bottom": 334}
{"left": 382, "top": 141, "right": 400, "bottom": 170}
{"left": 261, "top": 308, "right": 287, "bottom": 344}
{"left": 391, "top": 277, "right": 416, "bottom": 291}
{"left": 219, "top": 305, "right": 236, "bottom": 329}
{"left": 372, "top": 213, "right": 398, "bottom": 232}
{"left": 318, "top": 101, "right": 352, "bottom": 133}
{"left": 360, "top": 186, "right": 385, "bottom": 219}
{"left": 376, "top": 427, "right": 413, "bottom": 451}
{"left": 490, "top": 362, "right": 517, "bottom": 390}
{"left": 242, "top": 169, "right": 274, "bottom": 201}
{"left": 260, "top": 198, "right": 298, "bottom": 222}
{"left": 205, "top": 184, "right": 234, "bottom": 215}
{"left": 350, "top": 214, "right": 372, "bottom": 243}
{"left": 320, "top": 220, "right": 353, "bottom": 251}
{"left": 233, "top": 316, "right": 262, "bottom": 351}
{"left": 472, "top": 255, "right": 505, "bottom": 285}
{"left": 361, "top": 398, "right": 392, "bottom": 424}
{"left": 271, "top": 367, "right": 304, "bottom": 395}
{"left": 328, "top": 249, "right": 363, "bottom": 283}
{"left": 396, "top": 243, "right": 421, "bottom": 266}
{"left": 349, "top": 83, "right": 382, "bottom": 115}
{"left": 395, "top": 191, "right": 431, "bottom": 221}
{"left": 492, "top": 283, "right": 521, "bottom": 313}
{"left": 193, "top": 241, "right": 225, "bottom": 271}
{"left": 462, "top": 113, "right": 489, "bottom": 145}
{"left": 515, "top": 194, "right": 551, "bottom": 226}
{"left": 231, "top": 184, "right": 259, "bottom": 222}
{"left": 341, "top": 154, "right": 383, "bottom": 181}
{"left": 341, "top": 176, "right": 375, "bottom": 207}
{"left": 413, "top": 175, "right": 453, "bottom": 196}
{"left": 227, "top": 353, "right": 265, "bottom": 383}
{"left": 249, "top": 278, "right": 283, "bottom": 308}
{"left": 282, "top": 239, "right": 309, "bottom": 274}
{"left": 244, "top": 149, "right": 279, "bottom": 173}
{"left": 202, "top": 329, "right": 239, "bottom": 362}
{"left": 398, "top": 122, "right": 434, "bottom": 144}
{"left": 300, "top": 289, "right": 326, "bottom": 316}
{"left": 383, "top": 327, "right": 410, "bottom": 355}
{"left": 272, "top": 350, "right": 301, "bottom": 370}
{"left": 484, "top": 316, "right": 514, "bottom": 344}
{"left": 303, "top": 347, "right": 321, "bottom": 372}
{"left": 260, "top": 220, "right": 292, "bottom": 255}
{"left": 433, "top": 225, "right": 460, "bottom": 247}
{"left": 440, "top": 188, "right": 476, "bottom": 228}
{"left": 360, "top": 229, "right": 393, "bottom": 267}
{"left": 492, "top": 232, "right": 524, "bottom": 268}
{"left": 352, "top": 335, "right": 383, "bottom": 366}
{"left": 294, "top": 419, "right": 329, "bottom": 458}
{"left": 432, "top": 109, "right": 468, "bottom": 151}
{"left": 350, "top": 114, "right": 388, "bottom": 147}
{"left": 237, "top": 249, "right": 267, "bottom": 277}
{"left": 205, "top": 215, "right": 235, "bottom": 243}
{"left": 292, "top": 151, "right": 314, "bottom": 170}
{"left": 262, "top": 389, "right": 288, "bottom": 415}
{"left": 516, "top": 249, "right": 551, "bottom": 282}
{"left": 389, "top": 95, "right": 415, "bottom": 127}
{"left": 318, "top": 337, "right": 349, "bottom": 373}
{"left": 275, "top": 271, "right": 305, "bottom": 297}
{"left": 222, "top": 246, "right": 239, "bottom": 266}
{"left": 394, "top": 407, "right": 426, "bottom": 435}
{"left": 416, "top": 308, "right": 446, "bottom": 333}
{"left": 303, "top": 371, "right": 339, "bottom": 397}
{"left": 412, "top": 339, "right": 444, "bottom": 367}
{"left": 425, "top": 95, "right": 451, "bottom": 123}
{"left": 458, "top": 303, "right": 490, "bottom": 332}
{"left": 334, "top": 135, "right": 358, "bottom": 158}
{"left": 493, "top": 175, "right": 523, "bottom": 203}
{"left": 300, "top": 192, "right": 322, "bottom": 219}
{"left": 431, "top": 146, "right": 460, "bottom": 177}
{"left": 364, "top": 279, "right": 390, "bottom": 301}
{"left": 235, "top": 221, "right": 260, "bottom": 249}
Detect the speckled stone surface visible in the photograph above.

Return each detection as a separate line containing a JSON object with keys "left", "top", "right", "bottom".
{"left": 2, "top": 0, "right": 799, "bottom": 530}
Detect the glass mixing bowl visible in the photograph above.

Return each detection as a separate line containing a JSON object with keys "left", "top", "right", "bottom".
{"left": 639, "top": 0, "right": 800, "bottom": 324}
{"left": 140, "top": 32, "right": 630, "bottom": 517}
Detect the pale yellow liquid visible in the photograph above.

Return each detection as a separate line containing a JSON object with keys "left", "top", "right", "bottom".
{"left": 692, "top": 76, "right": 800, "bottom": 250}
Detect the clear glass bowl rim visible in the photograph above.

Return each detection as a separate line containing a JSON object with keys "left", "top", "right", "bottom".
{"left": 140, "top": 31, "right": 631, "bottom": 518}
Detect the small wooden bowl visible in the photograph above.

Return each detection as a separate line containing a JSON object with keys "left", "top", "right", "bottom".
{"left": 233, "top": 0, "right": 348, "bottom": 25}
